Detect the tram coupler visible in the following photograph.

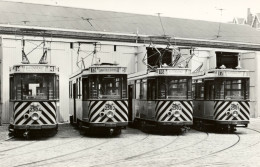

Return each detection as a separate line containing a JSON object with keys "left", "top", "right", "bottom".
{"left": 109, "top": 128, "right": 114, "bottom": 135}
{"left": 23, "top": 130, "right": 30, "bottom": 138}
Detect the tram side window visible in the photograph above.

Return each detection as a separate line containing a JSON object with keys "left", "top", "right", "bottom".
{"left": 192, "top": 84, "right": 195, "bottom": 99}
{"left": 13, "top": 75, "right": 21, "bottom": 100}
{"left": 245, "top": 79, "right": 249, "bottom": 99}
{"left": 140, "top": 80, "right": 147, "bottom": 100}
{"left": 158, "top": 77, "right": 166, "bottom": 99}
{"left": 10, "top": 75, "right": 15, "bottom": 100}
{"left": 215, "top": 81, "right": 224, "bottom": 100}
{"left": 204, "top": 80, "right": 214, "bottom": 100}
{"left": 122, "top": 76, "right": 127, "bottom": 98}
{"left": 147, "top": 79, "right": 156, "bottom": 100}
{"left": 187, "top": 79, "right": 192, "bottom": 99}
{"left": 90, "top": 76, "right": 98, "bottom": 99}
{"left": 195, "top": 83, "right": 204, "bottom": 100}
{"left": 76, "top": 78, "right": 79, "bottom": 99}
{"left": 135, "top": 80, "right": 141, "bottom": 99}
{"left": 76, "top": 78, "right": 80, "bottom": 99}
{"left": 78, "top": 78, "right": 81, "bottom": 98}
{"left": 55, "top": 75, "right": 59, "bottom": 99}
{"left": 70, "top": 81, "right": 73, "bottom": 98}
{"left": 82, "top": 78, "right": 89, "bottom": 100}
{"left": 48, "top": 75, "right": 54, "bottom": 99}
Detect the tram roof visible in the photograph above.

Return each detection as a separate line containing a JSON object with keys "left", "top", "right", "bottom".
{"left": 10, "top": 64, "right": 59, "bottom": 74}
{"left": 1, "top": 1, "right": 260, "bottom": 46}
{"left": 192, "top": 69, "right": 250, "bottom": 80}
{"left": 70, "top": 65, "right": 127, "bottom": 79}
{"left": 128, "top": 68, "right": 192, "bottom": 80}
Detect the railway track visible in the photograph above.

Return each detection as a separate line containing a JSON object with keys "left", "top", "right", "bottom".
{"left": 90, "top": 130, "right": 207, "bottom": 167}
{"left": 22, "top": 131, "right": 151, "bottom": 167}
{"left": 1, "top": 127, "right": 259, "bottom": 167}
{"left": 0, "top": 139, "right": 39, "bottom": 153}
{"left": 0, "top": 137, "right": 84, "bottom": 160}
{"left": 90, "top": 130, "right": 239, "bottom": 167}
{"left": 244, "top": 127, "right": 260, "bottom": 148}
{"left": 168, "top": 133, "right": 240, "bottom": 166}
{"left": 13, "top": 139, "right": 112, "bottom": 167}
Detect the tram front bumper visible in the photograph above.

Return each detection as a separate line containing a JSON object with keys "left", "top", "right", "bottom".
{"left": 14, "top": 124, "right": 58, "bottom": 130}
{"left": 215, "top": 120, "right": 249, "bottom": 125}
{"left": 90, "top": 122, "right": 128, "bottom": 128}
{"left": 157, "top": 121, "right": 193, "bottom": 126}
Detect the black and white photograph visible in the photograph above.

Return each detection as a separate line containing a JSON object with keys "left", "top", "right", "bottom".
{"left": 0, "top": 0, "right": 260, "bottom": 166}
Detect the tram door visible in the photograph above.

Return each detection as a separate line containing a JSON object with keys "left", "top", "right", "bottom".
{"left": 128, "top": 85, "right": 133, "bottom": 122}
{"left": 73, "top": 83, "right": 77, "bottom": 123}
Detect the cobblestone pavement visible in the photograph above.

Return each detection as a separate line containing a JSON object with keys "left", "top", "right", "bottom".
{"left": 0, "top": 125, "right": 10, "bottom": 141}
{"left": 0, "top": 118, "right": 260, "bottom": 167}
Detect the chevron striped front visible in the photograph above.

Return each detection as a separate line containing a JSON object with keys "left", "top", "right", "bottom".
{"left": 88, "top": 100, "right": 128, "bottom": 123}
{"left": 155, "top": 101, "right": 193, "bottom": 122}
{"left": 214, "top": 101, "right": 250, "bottom": 121}
{"left": 14, "top": 101, "right": 57, "bottom": 125}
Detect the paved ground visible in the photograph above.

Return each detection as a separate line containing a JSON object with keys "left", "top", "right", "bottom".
{"left": 0, "top": 118, "right": 260, "bottom": 167}
{"left": 0, "top": 125, "right": 10, "bottom": 141}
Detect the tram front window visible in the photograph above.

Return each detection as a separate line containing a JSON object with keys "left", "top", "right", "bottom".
{"left": 12, "top": 74, "right": 57, "bottom": 100}
{"left": 215, "top": 79, "right": 248, "bottom": 100}
{"left": 88, "top": 75, "right": 126, "bottom": 99}
{"left": 158, "top": 77, "right": 191, "bottom": 99}
{"left": 167, "top": 79, "right": 188, "bottom": 99}
{"left": 225, "top": 79, "right": 245, "bottom": 100}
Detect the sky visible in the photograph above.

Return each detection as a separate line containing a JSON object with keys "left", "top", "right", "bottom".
{"left": 2, "top": 0, "right": 260, "bottom": 22}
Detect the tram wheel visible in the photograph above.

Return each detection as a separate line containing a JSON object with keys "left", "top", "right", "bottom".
{"left": 114, "top": 128, "right": 122, "bottom": 135}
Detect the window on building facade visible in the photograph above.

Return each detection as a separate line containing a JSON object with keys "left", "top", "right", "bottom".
{"left": 216, "top": 52, "right": 238, "bottom": 69}
{"left": 146, "top": 47, "right": 172, "bottom": 67}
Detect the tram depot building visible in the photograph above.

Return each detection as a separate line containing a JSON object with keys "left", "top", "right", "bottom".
{"left": 1, "top": 1, "right": 260, "bottom": 124}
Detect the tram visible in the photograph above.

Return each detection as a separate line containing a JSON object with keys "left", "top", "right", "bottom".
{"left": 9, "top": 64, "right": 59, "bottom": 136}
{"left": 128, "top": 67, "right": 193, "bottom": 130}
{"left": 192, "top": 68, "right": 250, "bottom": 131}
{"left": 69, "top": 63, "right": 128, "bottom": 135}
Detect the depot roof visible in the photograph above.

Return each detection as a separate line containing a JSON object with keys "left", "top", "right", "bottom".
{"left": 0, "top": 1, "right": 260, "bottom": 46}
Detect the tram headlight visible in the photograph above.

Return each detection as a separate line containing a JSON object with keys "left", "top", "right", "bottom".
{"left": 232, "top": 111, "right": 239, "bottom": 117}
{"left": 24, "top": 113, "right": 30, "bottom": 119}
{"left": 31, "top": 112, "right": 39, "bottom": 121}
{"left": 174, "top": 110, "right": 180, "bottom": 117}
{"left": 226, "top": 111, "right": 231, "bottom": 116}
{"left": 167, "top": 111, "right": 173, "bottom": 116}
{"left": 106, "top": 110, "right": 114, "bottom": 118}
{"left": 99, "top": 111, "right": 105, "bottom": 117}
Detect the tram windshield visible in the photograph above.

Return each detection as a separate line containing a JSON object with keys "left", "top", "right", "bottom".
{"left": 215, "top": 79, "right": 249, "bottom": 100}
{"left": 84, "top": 74, "right": 127, "bottom": 99}
{"left": 158, "top": 77, "right": 192, "bottom": 99}
{"left": 194, "top": 78, "right": 249, "bottom": 100}
{"left": 10, "top": 74, "right": 59, "bottom": 100}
